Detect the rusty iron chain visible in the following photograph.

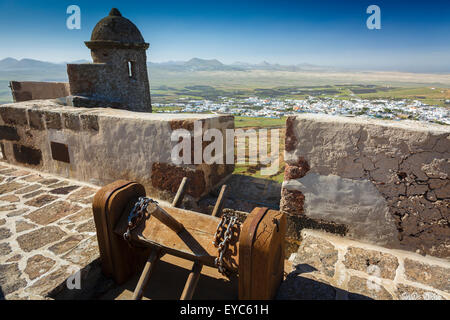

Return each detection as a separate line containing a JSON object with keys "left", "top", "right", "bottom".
{"left": 123, "top": 197, "right": 158, "bottom": 242}
{"left": 213, "top": 213, "right": 240, "bottom": 277}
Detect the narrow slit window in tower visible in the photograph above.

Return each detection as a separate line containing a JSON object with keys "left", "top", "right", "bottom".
{"left": 127, "top": 61, "right": 134, "bottom": 79}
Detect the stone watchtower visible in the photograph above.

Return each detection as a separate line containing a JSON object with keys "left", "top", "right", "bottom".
{"left": 67, "top": 8, "right": 151, "bottom": 112}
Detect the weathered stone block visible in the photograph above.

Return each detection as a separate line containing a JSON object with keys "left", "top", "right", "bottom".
{"left": 44, "top": 111, "right": 62, "bottom": 130}
{"left": 285, "top": 116, "right": 298, "bottom": 152}
{"left": 397, "top": 283, "right": 444, "bottom": 300}
{"left": 48, "top": 235, "right": 84, "bottom": 255}
{"left": 15, "top": 184, "right": 41, "bottom": 195}
{"left": 343, "top": 247, "right": 399, "bottom": 280}
{"left": 28, "top": 265, "right": 71, "bottom": 297}
{"left": 80, "top": 114, "right": 99, "bottom": 131}
{"left": 21, "top": 174, "right": 43, "bottom": 182}
{"left": 10, "top": 81, "right": 69, "bottom": 102}
{"left": 434, "top": 181, "right": 449, "bottom": 199}
{"left": 62, "top": 236, "right": 99, "bottom": 267}
{"left": 6, "top": 208, "right": 29, "bottom": 217}
{"left": 67, "top": 187, "right": 97, "bottom": 203}
{"left": 170, "top": 119, "right": 195, "bottom": 131}
{"left": 347, "top": 276, "right": 393, "bottom": 300}
{"left": 24, "top": 254, "right": 56, "bottom": 280}
{"left": 280, "top": 187, "right": 305, "bottom": 216}
{"left": 284, "top": 157, "right": 310, "bottom": 180}
{"left": 0, "top": 194, "right": 20, "bottom": 202}
{"left": 23, "top": 190, "right": 44, "bottom": 199}
{"left": 6, "top": 254, "right": 22, "bottom": 262}
{"left": 0, "top": 106, "right": 28, "bottom": 126}
{"left": 63, "top": 113, "right": 81, "bottom": 131}
{"left": 13, "top": 91, "right": 32, "bottom": 101}
{"left": 25, "top": 201, "right": 81, "bottom": 225}
{"left": 49, "top": 185, "right": 79, "bottom": 195}
{"left": 0, "top": 242, "right": 12, "bottom": 256}
{"left": 403, "top": 258, "right": 450, "bottom": 293}
{"left": 37, "top": 178, "right": 59, "bottom": 185}
{"left": 293, "top": 233, "right": 338, "bottom": 277}
{"left": 61, "top": 207, "right": 93, "bottom": 223}
{"left": 16, "top": 226, "right": 66, "bottom": 252}
{"left": 76, "top": 219, "right": 95, "bottom": 233}
{"left": 0, "top": 204, "right": 16, "bottom": 211}
{"left": 0, "top": 125, "right": 20, "bottom": 141}
{"left": 0, "top": 227, "right": 12, "bottom": 240}
{"left": 0, "top": 181, "right": 25, "bottom": 193}
{"left": 13, "top": 144, "right": 42, "bottom": 165}
{"left": 28, "top": 109, "right": 45, "bottom": 130}
{"left": 24, "top": 194, "right": 58, "bottom": 207}
{"left": 15, "top": 220, "right": 37, "bottom": 233}
{"left": 0, "top": 263, "right": 27, "bottom": 296}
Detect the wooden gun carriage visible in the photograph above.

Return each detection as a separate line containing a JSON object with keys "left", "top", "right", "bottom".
{"left": 92, "top": 179, "right": 286, "bottom": 300}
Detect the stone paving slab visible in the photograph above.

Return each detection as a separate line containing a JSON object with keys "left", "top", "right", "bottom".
{"left": 0, "top": 161, "right": 99, "bottom": 299}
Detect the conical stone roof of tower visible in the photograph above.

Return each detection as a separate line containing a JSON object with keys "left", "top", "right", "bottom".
{"left": 85, "top": 8, "right": 149, "bottom": 49}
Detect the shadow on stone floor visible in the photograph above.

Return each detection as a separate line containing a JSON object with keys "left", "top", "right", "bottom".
{"left": 277, "top": 263, "right": 373, "bottom": 300}
{"left": 198, "top": 174, "right": 281, "bottom": 214}
{"left": 52, "top": 260, "right": 372, "bottom": 300}
{"left": 4, "top": 260, "right": 372, "bottom": 300}
{"left": 50, "top": 259, "right": 116, "bottom": 300}
{"left": 52, "top": 257, "right": 238, "bottom": 300}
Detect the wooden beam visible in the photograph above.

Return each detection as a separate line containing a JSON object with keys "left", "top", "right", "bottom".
{"left": 153, "top": 206, "right": 185, "bottom": 234}
{"left": 180, "top": 262, "right": 203, "bottom": 300}
{"left": 211, "top": 185, "right": 227, "bottom": 217}
{"left": 172, "top": 177, "right": 188, "bottom": 208}
{"left": 132, "top": 248, "right": 161, "bottom": 300}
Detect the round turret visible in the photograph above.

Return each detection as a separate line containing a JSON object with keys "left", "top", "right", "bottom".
{"left": 85, "top": 8, "right": 149, "bottom": 50}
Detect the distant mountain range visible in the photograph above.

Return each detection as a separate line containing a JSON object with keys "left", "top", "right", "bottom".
{"left": 0, "top": 58, "right": 71, "bottom": 71}
{"left": 149, "top": 58, "right": 334, "bottom": 72}
{"left": 0, "top": 57, "right": 334, "bottom": 73}
{"left": 1, "top": 57, "right": 449, "bottom": 75}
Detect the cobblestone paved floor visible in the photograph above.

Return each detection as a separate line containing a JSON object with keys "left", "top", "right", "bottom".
{"left": 0, "top": 161, "right": 100, "bottom": 299}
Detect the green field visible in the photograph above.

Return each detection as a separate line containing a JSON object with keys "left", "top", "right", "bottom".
{"left": 234, "top": 116, "right": 286, "bottom": 128}
{"left": 151, "top": 84, "right": 450, "bottom": 111}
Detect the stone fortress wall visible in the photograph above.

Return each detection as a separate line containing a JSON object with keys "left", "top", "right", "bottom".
{"left": 281, "top": 114, "right": 449, "bottom": 299}
{"left": 9, "top": 81, "right": 70, "bottom": 103}
{"left": 282, "top": 114, "right": 449, "bottom": 258}
{"left": 0, "top": 100, "right": 234, "bottom": 201}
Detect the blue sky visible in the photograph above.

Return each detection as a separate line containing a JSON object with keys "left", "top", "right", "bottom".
{"left": 0, "top": 0, "right": 449, "bottom": 72}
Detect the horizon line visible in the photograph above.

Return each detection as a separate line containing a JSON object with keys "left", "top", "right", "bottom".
{"left": 2, "top": 56, "right": 450, "bottom": 75}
